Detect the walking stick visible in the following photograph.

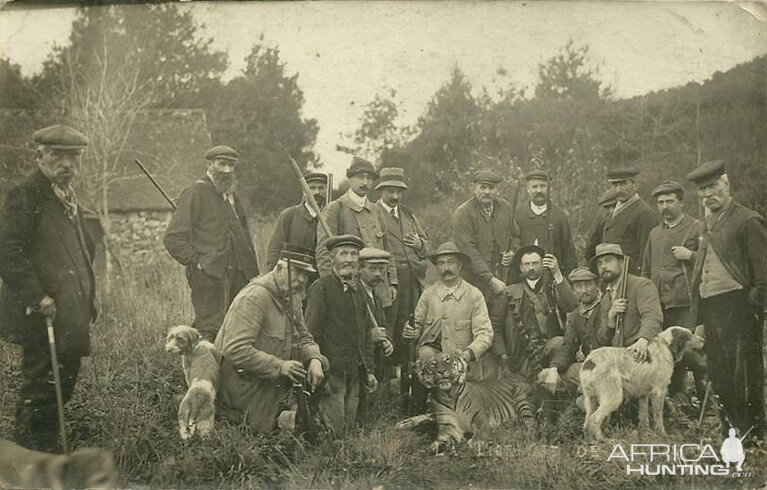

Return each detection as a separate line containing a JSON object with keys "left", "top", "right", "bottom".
{"left": 45, "top": 315, "right": 69, "bottom": 454}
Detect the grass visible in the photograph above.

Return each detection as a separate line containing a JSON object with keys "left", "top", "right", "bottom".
{"left": 1, "top": 217, "right": 766, "bottom": 488}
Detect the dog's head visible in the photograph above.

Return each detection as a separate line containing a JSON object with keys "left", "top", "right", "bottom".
{"left": 660, "top": 326, "right": 705, "bottom": 362}
{"left": 49, "top": 447, "right": 116, "bottom": 489}
{"left": 165, "top": 325, "right": 201, "bottom": 355}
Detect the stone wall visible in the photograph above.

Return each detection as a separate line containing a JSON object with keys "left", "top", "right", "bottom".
{"left": 109, "top": 210, "right": 172, "bottom": 264}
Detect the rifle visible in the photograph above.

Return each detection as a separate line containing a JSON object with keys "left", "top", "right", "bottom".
{"left": 134, "top": 159, "right": 176, "bottom": 210}
{"left": 542, "top": 172, "right": 564, "bottom": 331}
{"left": 615, "top": 256, "right": 631, "bottom": 347}
{"left": 397, "top": 204, "right": 422, "bottom": 416}
{"left": 500, "top": 183, "right": 520, "bottom": 284}
{"left": 326, "top": 173, "right": 334, "bottom": 208}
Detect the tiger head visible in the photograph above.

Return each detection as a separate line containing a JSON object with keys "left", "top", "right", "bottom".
{"left": 416, "top": 351, "right": 467, "bottom": 392}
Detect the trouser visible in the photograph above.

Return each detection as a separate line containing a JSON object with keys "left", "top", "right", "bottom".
{"left": 319, "top": 366, "right": 361, "bottom": 433}
{"left": 386, "top": 268, "right": 421, "bottom": 368}
{"left": 188, "top": 265, "right": 249, "bottom": 342}
{"left": 663, "top": 307, "right": 707, "bottom": 398}
{"left": 700, "top": 290, "right": 765, "bottom": 442}
{"left": 14, "top": 347, "right": 81, "bottom": 453}
{"left": 507, "top": 336, "right": 565, "bottom": 382}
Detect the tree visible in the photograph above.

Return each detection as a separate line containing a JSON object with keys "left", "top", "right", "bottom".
{"left": 535, "top": 40, "right": 613, "bottom": 101}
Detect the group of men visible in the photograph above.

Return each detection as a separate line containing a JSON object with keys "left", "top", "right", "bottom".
{"left": 1, "top": 124, "right": 765, "bottom": 452}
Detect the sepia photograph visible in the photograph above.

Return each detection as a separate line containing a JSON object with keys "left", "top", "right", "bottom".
{"left": 0, "top": 1, "right": 765, "bottom": 488}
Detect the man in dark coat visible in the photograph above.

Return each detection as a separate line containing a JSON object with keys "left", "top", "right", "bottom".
{"left": 516, "top": 169, "right": 577, "bottom": 277}
{"left": 0, "top": 124, "right": 97, "bottom": 452}
{"left": 163, "top": 145, "right": 259, "bottom": 341}
{"left": 589, "top": 168, "right": 658, "bottom": 275}
{"left": 266, "top": 172, "right": 328, "bottom": 271}
{"left": 688, "top": 160, "right": 767, "bottom": 444}
{"left": 585, "top": 188, "right": 616, "bottom": 265}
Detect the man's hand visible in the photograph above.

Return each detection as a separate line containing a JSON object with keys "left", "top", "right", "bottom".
{"left": 306, "top": 358, "right": 324, "bottom": 391}
{"left": 542, "top": 254, "right": 564, "bottom": 283}
{"left": 627, "top": 338, "right": 649, "bottom": 363}
{"left": 402, "top": 322, "right": 421, "bottom": 341}
{"left": 460, "top": 349, "right": 474, "bottom": 363}
{"left": 366, "top": 373, "right": 378, "bottom": 393}
{"left": 403, "top": 233, "right": 423, "bottom": 251}
{"left": 381, "top": 339, "right": 394, "bottom": 357}
{"left": 500, "top": 250, "right": 514, "bottom": 267}
{"left": 670, "top": 246, "right": 693, "bottom": 262}
{"left": 280, "top": 360, "right": 307, "bottom": 384}
{"left": 537, "top": 367, "right": 561, "bottom": 395}
{"left": 371, "top": 327, "right": 388, "bottom": 343}
{"left": 39, "top": 295, "right": 56, "bottom": 318}
{"left": 489, "top": 277, "right": 507, "bottom": 295}
{"left": 390, "top": 286, "right": 398, "bottom": 303}
{"left": 608, "top": 298, "right": 628, "bottom": 325}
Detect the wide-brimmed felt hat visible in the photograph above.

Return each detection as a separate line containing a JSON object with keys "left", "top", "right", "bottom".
{"left": 509, "top": 244, "right": 546, "bottom": 282}
{"left": 589, "top": 243, "right": 625, "bottom": 267}
{"left": 33, "top": 124, "right": 88, "bottom": 150}
{"left": 375, "top": 167, "right": 409, "bottom": 190}
{"left": 428, "top": 241, "right": 471, "bottom": 265}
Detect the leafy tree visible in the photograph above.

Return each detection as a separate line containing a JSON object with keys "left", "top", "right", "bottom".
{"left": 535, "top": 40, "right": 613, "bottom": 101}
{"left": 0, "top": 59, "right": 40, "bottom": 109}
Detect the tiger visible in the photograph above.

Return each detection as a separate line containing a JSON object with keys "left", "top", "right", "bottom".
{"left": 396, "top": 351, "right": 537, "bottom": 451}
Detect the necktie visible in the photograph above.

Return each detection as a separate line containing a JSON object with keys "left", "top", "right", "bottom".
{"left": 390, "top": 207, "right": 398, "bottom": 221}
{"left": 223, "top": 192, "right": 239, "bottom": 219}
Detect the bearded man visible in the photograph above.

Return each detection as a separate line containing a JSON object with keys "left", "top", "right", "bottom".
{"left": 164, "top": 145, "right": 259, "bottom": 341}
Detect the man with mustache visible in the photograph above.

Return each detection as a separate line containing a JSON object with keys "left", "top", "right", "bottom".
{"left": 164, "top": 145, "right": 259, "bottom": 342}
{"left": 585, "top": 188, "right": 617, "bottom": 266}
{"left": 592, "top": 243, "right": 662, "bottom": 363}
{"left": 316, "top": 157, "right": 398, "bottom": 310}
{"left": 402, "top": 241, "right": 493, "bottom": 381}
{"left": 516, "top": 169, "right": 577, "bottom": 277}
{"left": 215, "top": 245, "right": 325, "bottom": 433}
{"left": 687, "top": 160, "right": 767, "bottom": 444}
{"left": 451, "top": 170, "right": 521, "bottom": 302}
{"left": 266, "top": 172, "right": 328, "bottom": 273}
{"left": 588, "top": 168, "right": 658, "bottom": 276}
{"left": 306, "top": 235, "right": 379, "bottom": 432}
{"left": 0, "top": 125, "right": 98, "bottom": 452}
{"left": 490, "top": 245, "right": 577, "bottom": 383}
{"left": 640, "top": 181, "right": 706, "bottom": 403}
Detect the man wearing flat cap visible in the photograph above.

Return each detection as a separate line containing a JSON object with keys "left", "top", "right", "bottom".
{"left": 164, "top": 145, "right": 259, "bottom": 342}
{"left": 316, "top": 156, "right": 398, "bottom": 309}
{"left": 641, "top": 181, "right": 706, "bottom": 404}
{"left": 0, "top": 124, "right": 98, "bottom": 451}
{"left": 516, "top": 169, "right": 577, "bottom": 277}
{"left": 451, "top": 170, "right": 521, "bottom": 301}
{"left": 585, "top": 188, "right": 617, "bottom": 265}
{"left": 306, "top": 235, "right": 379, "bottom": 431}
{"left": 266, "top": 172, "right": 328, "bottom": 272}
{"left": 589, "top": 168, "right": 657, "bottom": 275}
{"left": 687, "top": 160, "right": 767, "bottom": 444}
{"left": 215, "top": 244, "right": 325, "bottom": 433}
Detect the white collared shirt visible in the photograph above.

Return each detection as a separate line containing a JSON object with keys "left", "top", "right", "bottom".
{"left": 526, "top": 277, "right": 541, "bottom": 290}
{"left": 346, "top": 188, "right": 367, "bottom": 208}
{"left": 379, "top": 200, "right": 399, "bottom": 219}
{"left": 663, "top": 214, "right": 684, "bottom": 229}
{"left": 530, "top": 202, "right": 547, "bottom": 216}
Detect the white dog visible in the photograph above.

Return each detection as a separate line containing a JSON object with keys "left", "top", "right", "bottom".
{"left": 165, "top": 325, "right": 221, "bottom": 440}
{"left": 580, "top": 326, "right": 705, "bottom": 439}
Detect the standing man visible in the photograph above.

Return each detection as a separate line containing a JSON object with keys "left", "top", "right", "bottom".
{"left": 516, "top": 169, "right": 577, "bottom": 277}
{"left": 451, "top": 170, "right": 520, "bottom": 300}
{"left": 585, "top": 189, "right": 617, "bottom": 266}
{"left": 0, "top": 125, "right": 97, "bottom": 452}
{"left": 402, "top": 241, "right": 494, "bottom": 381}
{"left": 266, "top": 172, "right": 328, "bottom": 271}
{"left": 641, "top": 181, "right": 706, "bottom": 401}
{"left": 316, "top": 157, "right": 398, "bottom": 308}
{"left": 306, "top": 235, "right": 377, "bottom": 432}
{"left": 687, "top": 160, "right": 767, "bottom": 444}
{"left": 164, "top": 145, "right": 259, "bottom": 342}
{"left": 591, "top": 168, "right": 657, "bottom": 275}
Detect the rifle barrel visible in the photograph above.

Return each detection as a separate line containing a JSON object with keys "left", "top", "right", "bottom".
{"left": 134, "top": 159, "right": 177, "bottom": 210}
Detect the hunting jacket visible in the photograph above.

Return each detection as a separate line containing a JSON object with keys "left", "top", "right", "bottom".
{"left": 600, "top": 196, "right": 658, "bottom": 276}
{"left": 375, "top": 201, "right": 430, "bottom": 287}
{"left": 516, "top": 201, "right": 578, "bottom": 276}
{"left": 266, "top": 202, "right": 318, "bottom": 270}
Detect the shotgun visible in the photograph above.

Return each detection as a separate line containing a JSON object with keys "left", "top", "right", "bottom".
{"left": 134, "top": 159, "right": 176, "bottom": 210}
{"left": 500, "top": 184, "right": 520, "bottom": 284}
{"left": 615, "top": 256, "right": 631, "bottom": 347}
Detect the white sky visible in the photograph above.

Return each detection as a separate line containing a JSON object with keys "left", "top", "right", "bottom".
{"left": 1, "top": 1, "right": 765, "bottom": 177}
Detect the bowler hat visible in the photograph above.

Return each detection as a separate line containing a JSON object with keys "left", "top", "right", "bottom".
{"left": 589, "top": 243, "right": 625, "bottom": 267}
{"left": 606, "top": 167, "right": 639, "bottom": 182}
{"left": 359, "top": 247, "right": 391, "bottom": 264}
{"left": 428, "top": 241, "right": 471, "bottom": 265}
{"left": 568, "top": 267, "right": 598, "bottom": 283}
{"left": 346, "top": 157, "right": 379, "bottom": 179}
{"left": 33, "top": 124, "right": 88, "bottom": 150}
{"left": 375, "top": 167, "right": 409, "bottom": 190}
{"left": 205, "top": 145, "right": 239, "bottom": 162}
{"left": 651, "top": 180, "right": 685, "bottom": 198}
{"left": 473, "top": 170, "right": 502, "bottom": 185}
{"left": 686, "top": 160, "right": 725, "bottom": 187}
{"left": 279, "top": 244, "right": 316, "bottom": 273}
{"left": 326, "top": 234, "right": 364, "bottom": 251}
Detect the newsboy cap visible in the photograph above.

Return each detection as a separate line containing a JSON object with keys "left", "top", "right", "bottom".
{"left": 473, "top": 170, "right": 502, "bottom": 184}
{"left": 326, "top": 234, "right": 364, "bottom": 251}
{"left": 606, "top": 167, "right": 639, "bottom": 182}
{"left": 375, "top": 167, "right": 409, "bottom": 190}
{"left": 359, "top": 247, "right": 391, "bottom": 264}
{"left": 278, "top": 243, "right": 316, "bottom": 273}
{"left": 524, "top": 169, "right": 550, "bottom": 182}
{"left": 568, "top": 267, "right": 598, "bottom": 283}
{"left": 205, "top": 145, "right": 239, "bottom": 162}
{"left": 346, "top": 156, "right": 379, "bottom": 179}
{"left": 428, "top": 241, "right": 471, "bottom": 265}
{"left": 304, "top": 172, "right": 328, "bottom": 184}
{"left": 33, "top": 124, "right": 88, "bottom": 150}
{"left": 590, "top": 243, "right": 626, "bottom": 266}
{"left": 686, "top": 160, "right": 725, "bottom": 187}
{"left": 651, "top": 180, "right": 685, "bottom": 198}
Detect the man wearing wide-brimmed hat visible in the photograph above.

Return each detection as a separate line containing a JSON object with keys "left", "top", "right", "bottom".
{"left": 266, "top": 171, "right": 328, "bottom": 272}
{"left": 215, "top": 244, "right": 325, "bottom": 433}
{"left": 164, "top": 145, "right": 259, "bottom": 342}
{"left": 402, "top": 241, "right": 493, "bottom": 381}
{"left": 588, "top": 167, "right": 657, "bottom": 275}
{"left": 516, "top": 169, "right": 577, "bottom": 277}
{"left": 591, "top": 243, "right": 662, "bottom": 362}
{"left": 316, "top": 156, "right": 398, "bottom": 308}
{"left": 0, "top": 124, "right": 98, "bottom": 451}
{"left": 687, "top": 160, "right": 767, "bottom": 444}
{"left": 451, "top": 170, "right": 521, "bottom": 300}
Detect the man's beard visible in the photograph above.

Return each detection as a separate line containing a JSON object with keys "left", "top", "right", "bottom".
{"left": 524, "top": 269, "right": 542, "bottom": 281}
{"left": 313, "top": 194, "right": 326, "bottom": 208}
{"left": 335, "top": 263, "right": 357, "bottom": 279}
{"left": 600, "top": 269, "right": 618, "bottom": 283}
{"left": 211, "top": 171, "right": 235, "bottom": 194}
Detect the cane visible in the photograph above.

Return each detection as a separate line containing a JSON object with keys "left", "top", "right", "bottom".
{"left": 45, "top": 315, "right": 69, "bottom": 454}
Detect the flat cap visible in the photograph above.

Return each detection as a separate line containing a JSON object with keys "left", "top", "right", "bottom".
{"left": 304, "top": 172, "right": 328, "bottom": 184}
{"left": 590, "top": 243, "right": 625, "bottom": 266}
{"left": 428, "top": 241, "right": 471, "bottom": 264}
{"left": 359, "top": 247, "right": 391, "bottom": 264}
{"left": 597, "top": 188, "right": 617, "bottom": 207}
{"left": 651, "top": 180, "right": 685, "bottom": 198}
{"left": 33, "top": 124, "right": 88, "bottom": 150}
{"left": 346, "top": 156, "right": 379, "bottom": 179}
{"left": 473, "top": 170, "right": 502, "bottom": 184}
{"left": 568, "top": 267, "right": 598, "bottom": 283}
{"left": 375, "top": 167, "right": 409, "bottom": 190}
{"left": 606, "top": 167, "right": 639, "bottom": 182}
{"left": 205, "top": 145, "right": 239, "bottom": 161}
{"left": 326, "top": 234, "right": 364, "bottom": 251}
{"left": 279, "top": 243, "right": 316, "bottom": 273}
{"left": 524, "top": 169, "right": 550, "bottom": 182}
{"left": 686, "top": 160, "right": 725, "bottom": 187}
